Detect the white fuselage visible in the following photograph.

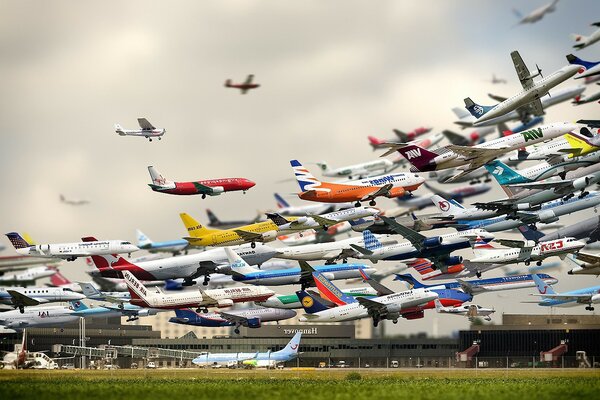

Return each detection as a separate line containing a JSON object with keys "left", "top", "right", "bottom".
{"left": 574, "top": 28, "right": 600, "bottom": 51}
{"left": 116, "top": 127, "right": 165, "bottom": 138}
{"left": 277, "top": 203, "right": 354, "bottom": 217}
{"left": 0, "top": 287, "right": 85, "bottom": 305}
{"left": 299, "top": 289, "right": 438, "bottom": 323}
{"left": 472, "top": 238, "right": 585, "bottom": 264}
{"left": 474, "top": 65, "right": 581, "bottom": 126}
{"left": 437, "top": 304, "right": 495, "bottom": 319}
{"left": 0, "top": 305, "right": 80, "bottom": 331}
{"left": 0, "top": 266, "right": 56, "bottom": 284}
{"left": 277, "top": 207, "right": 379, "bottom": 232}
{"left": 320, "top": 159, "right": 395, "bottom": 178}
{"left": 17, "top": 240, "right": 138, "bottom": 260}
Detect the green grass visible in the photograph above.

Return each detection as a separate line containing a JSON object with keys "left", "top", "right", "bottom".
{"left": 1, "top": 369, "right": 599, "bottom": 400}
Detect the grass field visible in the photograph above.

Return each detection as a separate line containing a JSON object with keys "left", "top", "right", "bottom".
{"left": 1, "top": 369, "right": 599, "bottom": 400}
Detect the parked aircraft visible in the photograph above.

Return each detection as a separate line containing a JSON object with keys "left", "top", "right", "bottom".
{"left": 519, "top": 215, "right": 600, "bottom": 245}
{"left": 122, "top": 271, "right": 274, "bottom": 311}
{"left": 530, "top": 274, "right": 600, "bottom": 311}
{"left": 567, "top": 54, "right": 600, "bottom": 80}
{"left": 317, "top": 159, "right": 395, "bottom": 179}
{"left": 115, "top": 118, "right": 165, "bottom": 141}
{"left": 571, "top": 22, "right": 600, "bottom": 50}
{"left": 206, "top": 209, "right": 262, "bottom": 229}
{"left": 5, "top": 233, "right": 138, "bottom": 262}
{"left": 192, "top": 332, "right": 301, "bottom": 368}
{"left": 0, "top": 332, "right": 29, "bottom": 367}
{"left": 434, "top": 299, "right": 495, "bottom": 321}
{"left": 147, "top": 166, "right": 255, "bottom": 198}
{"left": 45, "top": 271, "right": 83, "bottom": 293}
{"left": 59, "top": 194, "right": 89, "bottom": 206}
{"left": 169, "top": 307, "right": 297, "bottom": 334}
{"left": 290, "top": 160, "right": 425, "bottom": 206}
{"left": 471, "top": 236, "right": 585, "bottom": 266}
{"left": 226, "top": 248, "right": 376, "bottom": 288}
{"left": 224, "top": 74, "right": 260, "bottom": 94}
{"left": 513, "top": 0, "right": 558, "bottom": 25}
{"left": 88, "top": 242, "right": 279, "bottom": 286}
{"left": 0, "top": 255, "right": 61, "bottom": 272}
{"left": 465, "top": 52, "right": 579, "bottom": 126}
{"left": 0, "top": 266, "right": 56, "bottom": 286}
{"left": 266, "top": 206, "right": 379, "bottom": 233}
{"left": 368, "top": 131, "right": 442, "bottom": 152}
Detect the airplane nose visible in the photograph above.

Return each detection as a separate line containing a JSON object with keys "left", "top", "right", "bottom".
{"left": 246, "top": 180, "right": 256, "bottom": 189}
{"left": 285, "top": 310, "right": 298, "bottom": 318}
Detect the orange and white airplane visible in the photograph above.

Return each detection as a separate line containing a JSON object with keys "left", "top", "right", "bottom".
{"left": 290, "top": 160, "right": 425, "bottom": 207}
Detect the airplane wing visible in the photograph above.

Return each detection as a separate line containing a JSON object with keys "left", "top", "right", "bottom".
{"left": 527, "top": 98, "right": 544, "bottom": 117}
{"left": 447, "top": 145, "right": 510, "bottom": 163}
{"left": 380, "top": 216, "right": 426, "bottom": 251}
{"left": 361, "top": 275, "right": 394, "bottom": 296}
{"left": 575, "top": 252, "right": 600, "bottom": 265}
{"left": 356, "top": 297, "right": 390, "bottom": 320}
{"left": 137, "top": 118, "right": 155, "bottom": 130}
{"left": 360, "top": 184, "right": 394, "bottom": 201}
{"left": 298, "top": 261, "right": 316, "bottom": 288}
{"left": 496, "top": 239, "right": 528, "bottom": 248}
{"left": 488, "top": 93, "right": 508, "bottom": 103}
{"left": 307, "top": 215, "right": 339, "bottom": 226}
{"left": 511, "top": 50, "right": 534, "bottom": 90}
{"left": 533, "top": 293, "right": 593, "bottom": 303}
{"left": 244, "top": 75, "right": 254, "bottom": 85}
{"left": 505, "top": 180, "right": 575, "bottom": 191}
{"left": 192, "top": 182, "right": 215, "bottom": 195}
{"left": 234, "top": 229, "right": 264, "bottom": 242}
{"left": 7, "top": 290, "right": 40, "bottom": 308}
{"left": 219, "top": 311, "right": 251, "bottom": 326}
{"left": 513, "top": 211, "right": 539, "bottom": 224}
{"left": 442, "top": 130, "right": 471, "bottom": 146}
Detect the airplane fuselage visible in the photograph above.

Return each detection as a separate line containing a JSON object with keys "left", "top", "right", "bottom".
{"left": 231, "top": 264, "right": 377, "bottom": 286}
{"left": 149, "top": 178, "right": 255, "bottom": 196}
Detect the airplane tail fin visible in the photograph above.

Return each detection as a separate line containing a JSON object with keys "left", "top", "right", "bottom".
{"left": 136, "top": 229, "right": 153, "bottom": 248}
{"left": 472, "top": 236, "right": 496, "bottom": 258}
{"left": 566, "top": 54, "right": 599, "bottom": 70}
{"left": 225, "top": 248, "right": 258, "bottom": 275}
{"left": 70, "top": 300, "right": 89, "bottom": 312}
{"left": 265, "top": 213, "right": 290, "bottom": 227}
{"left": 532, "top": 273, "right": 556, "bottom": 295}
{"left": 290, "top": 160, "right": 326, "bottom": 192}
{"left": 393, "top": 273, "right": 427, "bottom": 289}
{"left": 114, "top": 124, "right": 124, "bottom": 134}
{"left": 78, "top": 282, "right": 102, "bottom": 298}
{"left": 517, "top": 225, "right": 545, "bottom": 242}
{"left": 274, "top": 193, "right": 290, "bottom": 209}
{"left": 393, "top": 129, "right": 409, "bottom": 143}
{"left": 224, "top": 79, "right": 233, "bottom": 87}
{"left": 430, "top": 195, "right": 464, "bottom": 217}
{"left": 281, "top": 332, "right": 302, "bottom": 355}
{"left": 88, "top": 253, "right": 134, "bottom": 271}
{"left": 367, "top": 136, "right": 385, "bottom": 149}
{"left": 49, "top": 271, "right": 71, "bottom": 287}
{"left": 362, "top": 230, "right": 383, "bottom": 251}
{"left": 205, "top": 209, "right": 220, "bottom": 226}
{"left": 312, "top": 271, "right": 356, "bottom": 306}
{"left": 180, "top": 213, "right": 219, "bottom": 238}
{"left": 484, "top": 160, "right": 528, "bottom": 185}
{"left": 464, "top": 98, "right": 495, "bottom": 119}
{"left": 433, "top": 298, "right": 444, "bottom": 312}
{"left": 173, "top": 308, "right": 198, "bottom": 321}
{"left": 394, "top": 144, "right": 437, "bottom": 172}
{"left": 5, "top": 232, "right": 32, "bottom": 249}
{"left": 122, "top": 271, "right": 149, "bottom": 301}
{"left": 296, "top": 290, "right": 331, "bottom": 314}
{"left": 147, "top": 166, "right": 173, "bottom": 188}
{"left": 406, "top": 258, "right": 437, "bottom": 278}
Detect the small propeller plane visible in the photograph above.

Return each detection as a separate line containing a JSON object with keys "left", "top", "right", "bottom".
{"left": 115, "top": 118, "right": 165, "bottom": 142}
{"left": 225, "top": 74, "right": 260, "bottom": 94}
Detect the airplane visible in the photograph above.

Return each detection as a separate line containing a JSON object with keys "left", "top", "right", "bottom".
{"left": 135, "top": 229, "right": 190, "bottom": 255}
{"left": 433, "top": 299, "right": 495, "bottom": 321}
{"left": 78, "top": 282, "right": 131, "bottom": 304}
{"left": 566, "top": 252, "right": 600, "bottom": 275}
{"left": 453, "top": 85, "right": 586, "bottom": 128}
{"left": 367, "top": 131, "right": 443, "bottom": 152}
{"left": 519, "top": 215, "right": 600, "bottom": 246}
{"left": 388, "top": 123, "right": 577, "bottom": 181}
{"left": 169, "top": 307, "right": 297, "bottom": 334}
{"left": 0, "top": 286, "right": 86, "bottom": 313}
{"left": 272, "top": 193, "right": 354, "bottom": 216}
{"left": 45, "top": 270, "right": 83, "bottom": 293}
{"left": 0, "top": 254, "right": 62, "bottom": 272}
{"left": 224, "top": 74, "right": 260, "bottom": 94}
{"left": 395, "top": 183, "right": 491, "bottom": 211}
{"left": 571, "top": 22, "right": 600, "bottom": 50}
{"left": 192, "top": 332, "right": 301, "bottom": 369}
{"left": 225, "top": 247, "right": 377, "bottom": 288}
{"left": 297, "top": 271, "right": 439, "bottom": 326}
{"left": 180, "top": 212, "right": 297, "bottom": 249}
{"left": 0, "top": 266, "right": 57, "bottom": 286}
{"left": 394, "top": 273, "right": 559, "bottom": 295}
{"left": 350, "top": 218, "right": 495, "bottom": 271}
{"left": 512, "top": 0, "right": 559, "bottom": 25}
{"left": 59, "top": 194, "right": 89, "bottom": 206}
{"left": 147, "top": 166, "right": 255, "bottom": 198}
{"left": 87, "top": 241, "right": 280, "bottom": 286}
{"left": 255, "top": 286, "right": 379, "bottom": 309}
{"left": 442, "top": 126, "right": 496, "bottom": 146}
{"left": 470, "top": 236, "right": 585, "bottom": 267}
{"left": 530, "top": 273, "right": 600, "bottom": 311}
{"left": 0, "top": 301, "right": 84, "bottom": 332}
{"left": 290, "top": 160, "right": 425, "bottom": 207}
{"left": 489, "top": 74, "right": 507, "bottom": 84}
{"left": 206, "top": 209, "right": 262, "bottom": 229}
{"left": 5, "top": 233, "right": 138, "bottom": 262}
{"left": 464, "top": 52, "right": 580, "bottom": 127}
{"left": 572, "top": 86, "right": 600, "bottom": 105}
{"left": 316, "top": 159, "right": 396, "bottom": 179}
{"left": 266, "top": 206, "right": 379, "bottom": 233}
{"left": 122, "top": 270, "right": 275, "bottom": 311}
{"left": 0, "top": 331, "right": 29, "bottom": 368}
{"left": 115, "top": 118, "right": 165, "bottom": 141}
{"left": 566, "top": 54, "right": 600, "bottom": 80}
{"left": 367, "top": 127, "right": 433, "bottom": 149}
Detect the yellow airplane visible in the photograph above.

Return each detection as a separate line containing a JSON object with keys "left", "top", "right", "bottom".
{"left": 563, "top": 130, "right": 600, "bottom": 156}
{"left": 180, "top": 213, "right": 298, "bottom": 248}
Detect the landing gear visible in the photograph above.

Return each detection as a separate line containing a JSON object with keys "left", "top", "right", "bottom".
{"left": 525, "top": 260, "right": 531, "bottom": 266}
{"left": 585, "top": 305, "right": 595, "bottom": 311}
{"left": 182, "top": 279, "right": 196, "bottom": 287}
{"left": 476, "top": 270, "right": 482, "bottom": 279}
{"left": 323, "top": 225, "right": 329, "bottom": 231}
{"left": 342, "top": 258, "right": 348, "bottom": 263}
{"left": 392, "top": 320, "right": 398, "bottom": 324}
{"left": 196, "top": 307, "right": 209, "bottom": 313}
{"left": 579, "top": 191, "right": 589, "bottom": 199}
{"left": 202, "top": 194, "right": 206, "bottom": 199}
{"left": 373, "top": 319, "right": 379, "bottom": 327}
{"left": 158, "top": 137, "right": 162, "bottom": 140}
{"left": 18, "top": 306, "right": 24, "bottom": 314}
{"left": 203, "top": 276, "right": 210, "bottom": 286}
{"left": 251, "top": 242, "right": 256, "bottom": 249}
{"left": 558, "top": 172, "right": 567, "bottom": 180}
{"left": 234, "top": 328, "right": 240, "bottom": 334}
{"left": 324, "top": 260, "right": 335, "bottom": 265}
{"left": 149, "top": 138, "right": 152, "bottom": 142}
{"left": 563, "top": 193, "right": 574, "bottom": 201}
{"left": 369, "top": 200, "right": 376, "bottom": 206}
{"left": 536, "top": 260, "right": 543, "bottom": 266}
{"left": 528, "top": 224, "right": 538, "bottom": 231}
{"left": 355, "top": 202, "right": 361, "bottom": 207}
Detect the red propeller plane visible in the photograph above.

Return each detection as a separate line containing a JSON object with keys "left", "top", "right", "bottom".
{"left": 225, "top": 74, "right": 260, "bottom": 94}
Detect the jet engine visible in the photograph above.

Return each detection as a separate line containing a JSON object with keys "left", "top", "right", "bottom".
{"left": 422, "top": 237, "right": 443, "bottom": 248}
{"left": 216, "top": 299, "right": 234, "bottom": 308}
{"left": 591, "top": 294, "right": 600, "bottom": 304}
{"left": 246, "top": 317, "right": 261, "bottom": 328}
{"left": 211, "top": 186, "right": 225, "bottom": 194}
{"left": 516, "top": 203, "right": 532, "bottom": 211}
{"left": 444, "top": 256, "right": 463, "bottom": 266}
{"left": 573, "top": 175, "right": 595, "bottom": 190}
{"left": 403, "top": 310, "right": 424, "bottom": 320}
{"left": 537, "top": 210, "right": 559, "bottom": 223}
{"left": 261, "top": 230, "right": 279, "bottom": 242}
{"left": 295, "top": 216, "right": 309, "bottom": 225}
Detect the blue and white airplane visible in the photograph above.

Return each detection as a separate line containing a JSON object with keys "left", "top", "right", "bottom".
{"left": 530, "top": 273, "right": 600, "bottom": 311}
{"left": 225, "top": 248, "right": 376, "bottom": 289}
{"left": 136, "top": 229, "right": 191, "bottom": 255}
{"left": 169, "top": 307, "right": 297, "bottom": 334}
{"left": 192, "top": 332, "right": 302, "bottom": 368}
{"left": 394, "top": 273, "right": 558, "bottom": 295}
{"left": 568, "top": 54, "right": 600, "bottom": 80}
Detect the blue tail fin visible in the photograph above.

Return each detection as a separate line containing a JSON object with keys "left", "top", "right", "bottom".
{"left": 290, "top": 160, "right": 324, "bottom": 192}
{"left": 274, "top": 193, "right": 290, "bottom": 209}
{"left": 517, "top": 225, "right": 545, "bottom": 242}
{"left": 5, "top": 232, "right": 32, "bottom": 249}
{"left": 280, "top": 332, "right": 302, "bottom": 355}
{"left": 296, "top": 290, "right": 331, "bottom": 313}
{"left": 70, "top": 300, "right": 89, "bottom": 311}
{"left": 464, "top": 97, "right": 495, "bottom": 119}
{"left": 173, "top": 308, "right": 198, "bottom": 320}
{"left": 566, "top": 54, "right": 600, "bottom": 70}
{"left": 393, "top": 273, "right": 427, "bottom": 289}
{"left": 532, "top": 274, "right": 556, "bottom": 295}
{"left": 362, "top": 230, "right": 383, "bottom": 251}
{"left": 164, "top": 280, "right": 184, "bottom": 291}
{"left": 484, "top": 160, "right": 530, "bottom": 185}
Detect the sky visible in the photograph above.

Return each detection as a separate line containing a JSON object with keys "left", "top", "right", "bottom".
{"left": 1, "top": 0, "right": 600, "bottom": 337}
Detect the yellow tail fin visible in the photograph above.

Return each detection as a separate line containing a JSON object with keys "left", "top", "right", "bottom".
{"left": 179, "top": 213, "right": 220, "bottom": 238}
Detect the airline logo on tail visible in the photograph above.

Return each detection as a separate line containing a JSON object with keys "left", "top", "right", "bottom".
{"left": 123, "top": 271, "right": 148, "bottom": 299}
{"left": 473, "top": 236, "right": 494, "bottom": 249}
{"left": 290, "top": 160, "right": 330, "bottom": 193}
{"left": 438, "top": 200, "right": 450, "bottom": 212}
{"left": 404, "top": 148, "right": 422, "bottom": 160}
{"left": 362, "top": 230, "right": 383, "bottom": 251}
{"left": 492, "top": 166, "right": 504, "bottom": 176}
{"left": 301, "top": 296, "right": 314, "bottom": 308}
{"left": 472, "top": 105, "right": 484, "bottom": 116}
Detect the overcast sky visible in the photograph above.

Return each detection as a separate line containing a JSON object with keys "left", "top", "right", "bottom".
{"left": 1, "top": 0, "right": 600, "bottom": 336}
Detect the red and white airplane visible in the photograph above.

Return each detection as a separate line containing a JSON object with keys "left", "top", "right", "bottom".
{"left": 115, "top": 118, "right": 165, "bottom": 142}
{"left": 367, "top": 127, "right": 434, "bottom": 150}
{"left": 225, "top": 74, "right": 260, "bottom": 94}
{"left": 147, "top": 166, "right": 255, "bottom": 198}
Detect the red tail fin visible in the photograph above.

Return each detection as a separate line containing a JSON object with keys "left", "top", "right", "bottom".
{"left": 368, "top": 136, "right": 383, "bottom": 146}
{"left": 89, "top": 254, "right": 133, "bottom": 270}
{"left": 50, "top": 271, "right": 71, "bottom": 286}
